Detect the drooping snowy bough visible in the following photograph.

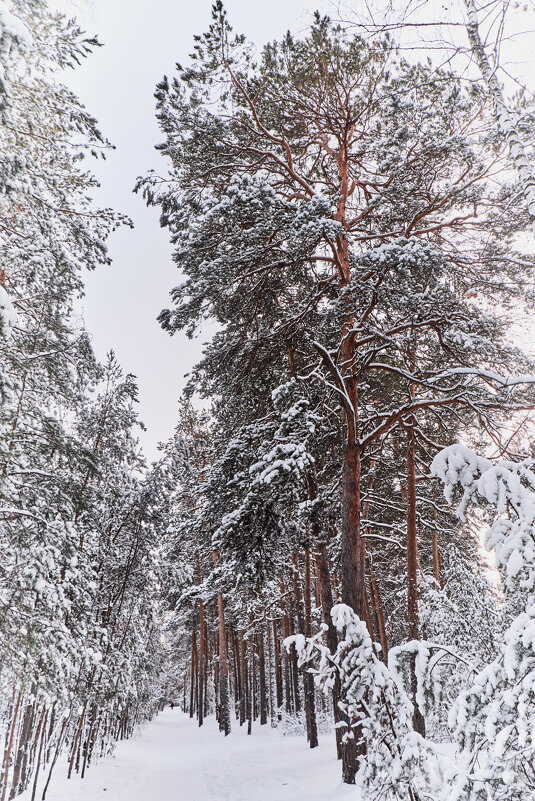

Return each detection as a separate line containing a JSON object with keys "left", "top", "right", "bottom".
{"left": 286, "top": 606, "right": 454, "bottom": 800}
{"left": 431, "top": 444, "right": 535, "bottom": 799}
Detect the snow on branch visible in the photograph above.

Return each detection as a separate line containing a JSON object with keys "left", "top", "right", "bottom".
{"left": 463, "top": 0, "right": 535, "bottom": 230}
{"left": 432, "top": 442, "right": 535, "bottom": 797}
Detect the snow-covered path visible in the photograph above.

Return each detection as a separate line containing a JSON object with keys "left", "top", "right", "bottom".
{"left": 20, "top": 710, "right": 358, "bottom": 801}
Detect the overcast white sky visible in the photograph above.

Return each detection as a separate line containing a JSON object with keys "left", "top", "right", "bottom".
{"left": 47, "top": 0, "right": 535, "bottom": 460}
{"left": 47, "top": 0, "right": 332, "bottom": 460}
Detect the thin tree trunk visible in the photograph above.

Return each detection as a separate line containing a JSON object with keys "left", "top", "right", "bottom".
{"left": 80, "top": 705, "right": 97, "bottom": 779}
{"left": 189, "top": 631, "right": 197, "bottom": 719}
{"left": 406, "top": 426, "right": 426, "bottom": 737}
{"left": 42, "top": 704, "right": 72, "bottom": 800}
{"left": 212, "top": 551, "right": 231, "bottom": 736}
{"left": 303, "top": 548, "right": 319, "bottom": 749}
{"left": 257, "top": 629, "right": 268, "bottom": 726}
{"left": 246, "top": 639, "right": 252, "bottom": 736}
{"left": 196, "top": 556, "right": 206, "bottom": 727}
{"left": 9, "top": 698, "right": 34, "bottom": 799}
{"left": 67, "top": 702, "right": 87, "bottom": 779}
{"left": 239, "top": 631, "right": 247, "bottom": 727}
{"left": 30, "top": 710, "right": 47, "bottom": 801}
{"left": 281, "top": 608, "right": 292, "bottom": 715}
{"left": 1, "top": 690, "right": 21, "bottom": 801}
{"left": 272, "top": 619, "right": 283, "bottom": 721}
{"left": 287, "top": 605, "right": 301, "bottom": 716}
{"left": 369, "top": 567, "right": 389, "bottom": 661}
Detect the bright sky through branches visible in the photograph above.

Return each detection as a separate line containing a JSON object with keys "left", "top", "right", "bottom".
{"left": 48, "top": 0, "right": 332, "bottom": 461}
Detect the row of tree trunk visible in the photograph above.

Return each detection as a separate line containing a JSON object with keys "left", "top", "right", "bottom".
{"left": 0, "top": 690, "right": 148, "bottom": 801}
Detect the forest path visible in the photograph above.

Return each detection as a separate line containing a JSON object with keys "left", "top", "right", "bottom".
{"left": 20, "top": 709, "right": 358, "bottom": 801}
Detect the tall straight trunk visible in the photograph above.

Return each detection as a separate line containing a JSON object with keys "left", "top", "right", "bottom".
{"left": 341, "top": 439, "right": 365, "bottom": 617}
{"left": 333, "top": 135, "right": 368, "bottom": 785}
{"left": 196, "top": 556, "right": 206, "bottom": 727}
{"left": 212, "top": 551, "right": 231, "bottom": 736}
{"left": 266, "top": 618, "right": 274, "bottom": 724}
{"left": 369, "top": 568, "right": 389, "bottom": 661}
{"left": 303, "top": 548, "right": 319, "bottom": 748}
{"left": 239, "top": 631, "right": 247, "bottom": 726}
{"left": 272, "top": 619, "right": 283, "bottom": 720}
{"left": 257, "top": 629, "right": 268, "bottom": 726}
{"left": 339, "top": 385, "right": 366, "bottom": 784}
{"left": 292, "top": 551, "right": 317, "bottom": 748}
{"left": 287, "top": 605, "right": 301, "bottom": 716}
{"left": 361, "top": 459, "right": 380, "bottom": 643}
{"left": 246, "top": 639, "right": 252, "bottom": 736}
{"left": 406, "top": 426, "right": 426, "bottom": 737}
{"left": 281, "top": 609, "right": 292, "bottom": 715}
{"left": 232, "top": 628, "right": 241, "bottom": 721}
{"left": 406, "top": 428, "right": 419, "bottom": 642}
{"left": 197, "top": 632, "right": 204, "bottom": 727}
{"left": 189, "top": 632, "right": 197, "bottom": 719}
{"left": 213, "top": 660, "right": 220, "bottom": 726}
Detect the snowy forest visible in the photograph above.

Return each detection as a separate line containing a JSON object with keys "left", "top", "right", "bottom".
{"left": 2, "top": 0, "right": 535, "bottom": 799}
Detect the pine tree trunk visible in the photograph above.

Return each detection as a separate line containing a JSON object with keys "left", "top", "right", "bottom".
{"left": 68, "top": 702, "right": 87, "bottom": 779}
{"left": 80, "top": 705, "right": 98, "bottom": 779}
{"left": 239, "top": 631, "right": 247, "bottom": 726}
{"left": 281, "top": 610, "right": 292, "bottom": 715}
{"left": 288, "top": 606, "right": 301, "bottom": 716}
{"left": 246, "top": 639, "right": 252, "bottom": 736}
{"left": 340, "top": 435, "right": 367, "bottom": 782}
{"left": 9, "top": 698, "right": 34, "bottom": 799}
{"left": 30, "top": 710, "right": 47, "bottom": 801}
{"left": 213, "top": 551, "right": 231, "bottom": 736}
{"left": 257, "top": 630, "right": 268, "bottom": 726}
{"left": 189, "top": 632, "right": 197, "bottom": 719}
{"left": 303, "top": 548, "right": 319, "bottom": 748}
{"left": 369, "top": 568, "right": 389, "bottom": 661}
{"left": 406, "top": 426, "right": 426, "bottom": 737}
{"left": 334, "top": 138, "right": 368, "bottom": 785}
{"left": 42, "top": 707, "right": 71, "bottom": 801}
{"left": 272, "top": 619, "right": 283, "bottom": 721}
{"left": 1, "top": 690, "right": 21, "bottom": 801}
{"left": 196, "top": 556, "right": 206, "bottom": 727}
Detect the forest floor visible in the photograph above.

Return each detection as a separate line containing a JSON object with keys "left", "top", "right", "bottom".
{"left": 20, "top": 709, "right": 358, "bottom": 801}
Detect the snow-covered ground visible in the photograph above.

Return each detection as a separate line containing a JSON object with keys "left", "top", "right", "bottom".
{"left": 20, "top": 709, "right": 358, "bottom": 801}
